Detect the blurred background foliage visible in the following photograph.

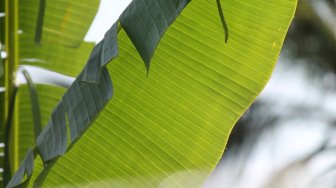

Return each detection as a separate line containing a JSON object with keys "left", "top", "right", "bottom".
{"left": 204, "top": 0, "right": 336, "bottom": 187}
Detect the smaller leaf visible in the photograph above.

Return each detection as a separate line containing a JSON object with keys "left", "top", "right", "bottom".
{"left": 101, "top": 22, "right": 119, "bottom": 67}
{"left": 82, "top": 22, "right": 118, "bottom": 84}
{"left": 82, "top": 41, "right": 103, "bottom": 84}
{"left": 6, "top": 149, "right": 34, "bottom": 188}
{"left": 36, "top": 102, "right": 67, "bottom": 164}
{"left": 119, "top": 0, "right": 190, "bottom": 72}
{"left": 64, "top": 66, "right": 113, "bottom": 143}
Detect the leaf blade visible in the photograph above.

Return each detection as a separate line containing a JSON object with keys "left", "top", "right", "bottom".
{"left": 23, "top": 0, "right": 297, "bottom": 187}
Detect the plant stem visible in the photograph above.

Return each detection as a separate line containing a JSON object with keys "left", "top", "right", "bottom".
{"left": 4, "top": 0, "right": 19, "bottom": 183}
{"left": 216, "top": 0, "right": 229, "bottom": 43}
{"left": 3, "top": 86, "right": 17, "bottom": 186}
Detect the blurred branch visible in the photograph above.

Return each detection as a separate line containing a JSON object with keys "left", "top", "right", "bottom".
{"left": 310, "top": 0, "right": 336, "bottom": 41}
{"left": 262, "top": 140, "right": 336, "bottom": 188}
{"left": 297, "top": 0, "right": 336, "bottom": 45}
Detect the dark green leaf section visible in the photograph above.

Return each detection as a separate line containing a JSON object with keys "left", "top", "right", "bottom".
{"left": 120, "top": 0, "right": 190, "bottom": 71}
{"left": 19, "top": 0, "right": 99, "bottom": 47}
{"left": 6, "top": 149, "right": 34, "bottom": 188}
{"left": 82, "top": 42, "right": 103, "bottom": 84}
{"left": 82, "top": 22, "right": 118, "bottom": 84}
{"left": 101, "top": 23, "right": 119, "bottom": 67}
{"left": 36, "top": 103, "right": 67, "bottom": 164}
{"left": 64, "top": 66, "right": 113, "bottom": 143}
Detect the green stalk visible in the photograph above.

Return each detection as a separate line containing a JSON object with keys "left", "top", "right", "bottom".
{"left": 4, "top": 0, "right": 19, "bottom": 184}
{"left": 0, "top": 0, "right": 5, "bottom": 141}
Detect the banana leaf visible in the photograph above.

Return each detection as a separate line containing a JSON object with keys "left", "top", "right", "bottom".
{"left": 11, "top": 0, "right": 297, "bottom": 187}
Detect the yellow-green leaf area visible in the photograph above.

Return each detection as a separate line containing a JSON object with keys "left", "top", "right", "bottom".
{"left": 27, "top": 0, "right": 297, "bottom": 187}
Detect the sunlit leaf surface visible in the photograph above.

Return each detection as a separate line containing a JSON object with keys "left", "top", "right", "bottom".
{"left": 17, "top": 0, "right": 297, "bottom": 187}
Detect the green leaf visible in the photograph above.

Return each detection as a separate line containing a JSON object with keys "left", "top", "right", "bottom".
{"left": 12, "top": 0, "right": 296, "bottom": 187}
{"left": 63, "top": 66, "right": 113, "bottom": 143}
{"left": 36, "top": 102, "right": 67, "bottom": 164}
{"left": 82, "top": 41, "right": 104, "bottom": 83}
{"left": 19, "top": 0, "right": 99, "bottom": 47}
{"left": 120, "top": 0, "right": 190, "bottom": 72}
{"left": 82, "top": 22, "right": 118, "bottom": 84}
{"left": 101, "top": 23, "right": 119, "bottom": 67}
